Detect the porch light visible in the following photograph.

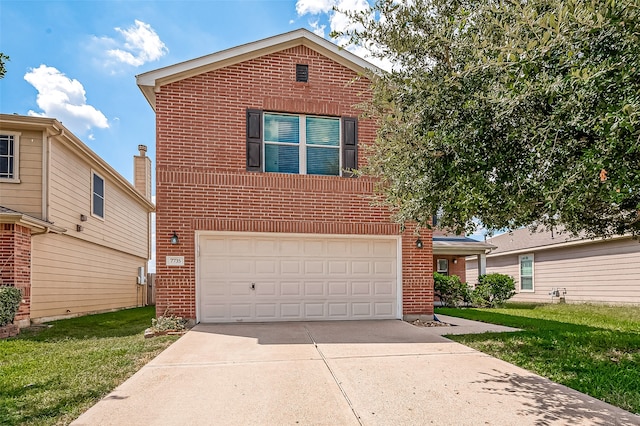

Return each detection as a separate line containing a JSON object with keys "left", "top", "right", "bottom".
{"left": 170, "top": 231, "right": 179, "bottom": 245}
{"left": 415, "top": 238, "right": 423, "bottom": 249}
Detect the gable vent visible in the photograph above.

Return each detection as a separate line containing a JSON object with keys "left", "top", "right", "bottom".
{"left": 296, "top": 64, "right": 309, "bottom": 82}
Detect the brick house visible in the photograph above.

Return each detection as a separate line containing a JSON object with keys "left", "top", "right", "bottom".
{"left": 137, "top": 29, "right": 437, "bottom": 323}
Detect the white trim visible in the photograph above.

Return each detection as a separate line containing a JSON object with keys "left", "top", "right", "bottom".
{"left": 518, "top": 253, "right": 535, "bottom": 292}
{"left": 194, "top": 230, "right": 402, "bottom": 323}
{"left": 91, "top": 170, "right": 105, "bottom": 220}
{"left": 0, "top": 130, "right": 21, "bottom": 183}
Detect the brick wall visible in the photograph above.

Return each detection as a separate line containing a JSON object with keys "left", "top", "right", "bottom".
{"left": 0, "top": 224, "right": 32, "bottom": 325}
{"left": 155, "top": 45, "right": 433, "bottom": 320}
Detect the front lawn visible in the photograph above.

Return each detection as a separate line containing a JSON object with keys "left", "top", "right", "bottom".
{"left": 436, "top": 303, "right": 640, "bottom": 415}
{"left": 0, "top": 306, "right": 179, "bottom": 425}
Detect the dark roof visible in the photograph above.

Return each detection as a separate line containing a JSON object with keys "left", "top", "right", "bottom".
{"left": 487, "top": 226, "right": 586, "bottom": 255}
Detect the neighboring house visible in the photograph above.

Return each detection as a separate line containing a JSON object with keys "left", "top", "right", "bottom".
{"left": 466, "top": 227, "right": 640, "bottom": 304}
{"left": 137, "top": 29, "right": 436, "bottom": 323}
{"left": 0, "top": 114, "right": 155, "bottom": 326}
{"left": 432, "top": 231, "right": 495, "bottom": 282}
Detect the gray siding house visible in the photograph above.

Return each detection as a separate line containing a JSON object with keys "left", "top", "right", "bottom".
{"left": 467, "top": 227, "right": 640, "bottom": 305}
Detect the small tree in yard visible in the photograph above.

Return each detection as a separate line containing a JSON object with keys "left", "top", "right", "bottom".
{"left": 471, "top": 274, "right": 516, "bottom": 308}
{"left": 434, "top": 272, "right": 472, "bottom": 307}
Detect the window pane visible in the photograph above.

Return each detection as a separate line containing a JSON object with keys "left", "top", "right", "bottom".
{"left": 306, "top": 117, "right": 339, "bottom": 146}
{"left": 0, "top": 157, "right": 8, "bottom": 178}
{"left": 307, "top": 146, "right": 339, "bottom": 175}
{"left": 265, "top": 114, "right": 299, "bottom": 143}
{"left": 520, "top": 259, "right": 532, "bottom": 276}
{"left": 0, "top": 136, "right": 9, "bottom": 155}
{"left": 520, "top": 277, "right": 533, "bottom": 291}
{"left": 93, "top": 194, "right": 104, "bottom": 217}
{"left": 265, "top": 144, "right": 299, "bottom": 174}
{"left": 93, "top": 174, "right": 104, "bottom": 197}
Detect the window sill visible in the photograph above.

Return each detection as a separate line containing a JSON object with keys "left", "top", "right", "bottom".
{"left": 0, "top": 178, "right": 21, "bottom": 184}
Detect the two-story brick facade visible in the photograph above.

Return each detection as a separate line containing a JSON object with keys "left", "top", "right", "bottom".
{"left": 138, "top": 29, "right": 435, "bottom": 323}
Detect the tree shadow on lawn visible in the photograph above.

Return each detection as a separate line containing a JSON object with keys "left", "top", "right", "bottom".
{"left": 444, "top": 312, "right": 640, "bottom": 415}
{"left": 473, "top": 368, "right": 640, "bottom": 426}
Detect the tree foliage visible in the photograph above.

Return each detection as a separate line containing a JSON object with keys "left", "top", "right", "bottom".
{"left": 340, "top": 0, "right": 640, "bottom": 237}
{"left": 0, "top": 53, "right": 8, "bottom": 79}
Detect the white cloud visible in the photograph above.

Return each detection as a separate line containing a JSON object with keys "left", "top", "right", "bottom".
{"left": 106, "top": 20, "right": 167, "bottom": 67}
{"left": 296, "top": 0, "right": 394, "bottom": 71}
{"left": 309, "top": 20, "right": 326, "bottom": 37}
{"left": 296, "top": 0, "right": 336, "bottom": 15}
{"left": 24, "top": 65, "right": 109, "bottom": 134}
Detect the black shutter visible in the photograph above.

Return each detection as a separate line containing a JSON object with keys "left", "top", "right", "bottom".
{"left": 246, "top": 109, "right": 262, "bottom": 172}
{"left": 342, "top": 117, "right": 357, "bottom": 177}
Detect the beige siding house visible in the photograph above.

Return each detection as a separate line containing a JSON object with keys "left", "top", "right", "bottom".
{"left": 0, "top": 114, "right": 154, "bottom": 326}
{"left": 467, "top": 227, "right": 640, "bottom": 305}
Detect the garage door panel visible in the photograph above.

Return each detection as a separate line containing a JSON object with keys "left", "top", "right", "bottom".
{"left": 304, "top": 282, "right": 324, "bottom": 296}
{"left": 281, "top": 303, "right": 302, "bottom": 318}
{"left": 281, "top": 282, "right": 302, "bottom": 296}
{"left": 352, "top": 282, "right": 372, "bottom": 295}
{"left": 352, "top": 261, "right": 371, "bottom": 274}
{"left": 304, "top": 261, "right": 324, "bottom": 274}
{"left": 304, "top": 303, "right": 325, "bottom": 317}
{"left": 328, "top": 261, "right": 348, "bottom": 274}
{"left": 198, "top": 234, "right": 398, "bottom": 322}
{"left": 328, "top": 282, "right": 348, "bottom": 295}
{"left": 255, "top": 282, "right": 277, "bottom": 296}
{"left": 352, "top": 303, "right": 372, "bottom": 317}
{"left": 374, "top": 281, "right": 394, "bottom": 295}
{"left": 281, "top": 261, "right": 301, "bottom": 274}
{"left": 328, "top": 303, "right": 348, "bottom": 318}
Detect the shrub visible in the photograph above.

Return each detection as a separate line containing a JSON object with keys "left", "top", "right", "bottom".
{"left": 150, "top": 313, "right": 186, "bottom": 333}
{"left": 0, "top": 286, "right": 22, "bottom": 326}
{"left": 471, "top": 273, "right": 516, "bottom": 308}
{"left": 433, "top": 272, "right": 472, "bottom": 307}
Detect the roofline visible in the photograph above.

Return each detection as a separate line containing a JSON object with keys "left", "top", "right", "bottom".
{"left": 136, "top": 28, "right": 383, "bottom": 111}
{"left": 474, "top": 234, "right": 635, "bottom": 259}
{"left": 0, "top": 114, "right": 155, "bottom": 212}
{"left": 0, "top": 212, "right": 66, "bottom": 234}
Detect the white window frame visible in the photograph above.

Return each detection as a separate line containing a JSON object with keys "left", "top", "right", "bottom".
{"left": 436, "top": 258, "right": 449, "bottom": 275}
{"left": 263, "top": 113, "right": 342, "bottom": 176}
{"left": 91, "top": 170, "right": 105, "bottom": 220}
{"left": 518, "top": 253, "right": 535, "bottom": 292}
{"left": 0, "top": 131, "right": 21, "bottom": 183}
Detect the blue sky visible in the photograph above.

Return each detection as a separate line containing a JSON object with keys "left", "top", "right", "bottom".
{"left": 1, "top": 0, "right": 372, "bottom": 184}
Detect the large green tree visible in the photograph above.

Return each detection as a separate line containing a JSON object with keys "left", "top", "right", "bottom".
{"left": 340, "top": 0, "right": 640, "bottom": 237}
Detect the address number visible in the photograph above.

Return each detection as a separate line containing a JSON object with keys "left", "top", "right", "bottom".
{"left": 166, "top": 256, "right": 185, "bottom": 266}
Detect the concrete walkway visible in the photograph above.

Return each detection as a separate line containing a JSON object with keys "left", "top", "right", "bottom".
{"left": 73, "top": 320, "right": 639, "bottom": 426}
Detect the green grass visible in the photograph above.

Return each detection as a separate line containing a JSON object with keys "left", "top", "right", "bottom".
{"left": 0, "top": 306, "right": 179, "bottom": 426}
{"left": 436, "top": 303, "right": 640, "bottom": 415}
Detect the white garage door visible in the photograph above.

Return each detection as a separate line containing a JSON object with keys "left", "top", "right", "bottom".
{"left": 197, "top": 233, "right": 399, "bottom": 323}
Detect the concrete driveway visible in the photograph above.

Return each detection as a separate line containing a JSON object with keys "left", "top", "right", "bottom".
{"left": 73, "top": 320, "right": 639, "bottom": 426}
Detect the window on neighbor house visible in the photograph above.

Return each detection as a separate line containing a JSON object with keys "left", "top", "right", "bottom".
{"left": 436, "top": 259, "right": 449, "bottom": 275}
{"left": 0, "top": 132, "right": 20, "bottom": 181}
{"left": 92, "top": 171, "right": 105, "bottom": 219}
{"left": 246, "top": 110, "right": 357, "bottom": 177}
{"left": 519, "top": 254, "right": 534, "bottom": 291}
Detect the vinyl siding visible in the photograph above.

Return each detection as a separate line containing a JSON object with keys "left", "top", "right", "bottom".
{"left": 48, "top": 139, "right": 149, "bottom": 259}
{"left": 30, "top": 233, "right": 147, "bottom": 320}
{"left": 0, "top": 129, "right": 43, "bottom": 217}
{"left": 469, "top": 238, "right": 640, "bottom": 304}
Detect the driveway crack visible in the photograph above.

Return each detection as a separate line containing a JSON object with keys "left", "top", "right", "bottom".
{"left": 304, "top": 326, "right": 363, "bottom": 426}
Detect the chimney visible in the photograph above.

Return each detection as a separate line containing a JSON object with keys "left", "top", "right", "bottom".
{"left": 133, "top": 145, "right": 152, "bottom": 201}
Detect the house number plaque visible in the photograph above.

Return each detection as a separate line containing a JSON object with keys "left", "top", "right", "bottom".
{"left": 165, "top": 256, "right": 185, "bottom": 266}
